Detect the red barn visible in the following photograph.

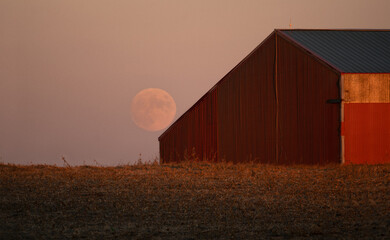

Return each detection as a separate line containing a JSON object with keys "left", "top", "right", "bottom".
{"left": 159, "top": 29, "right": 390, "bottom": 164}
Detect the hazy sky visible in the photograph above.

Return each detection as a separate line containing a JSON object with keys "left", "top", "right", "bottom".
{"left": 1, "top": 0, "right": 390, "bottom": 166}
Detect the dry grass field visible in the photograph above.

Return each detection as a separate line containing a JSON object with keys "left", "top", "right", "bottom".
{"left": 1, "top": 162, "right": 389, "bottom": 239}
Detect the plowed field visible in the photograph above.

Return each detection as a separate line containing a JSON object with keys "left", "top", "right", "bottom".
{"left": 1, "top": 163, "right": 389, "bottom": 239}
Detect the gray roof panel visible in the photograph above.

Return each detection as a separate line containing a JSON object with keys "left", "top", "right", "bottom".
{"left": 280, "top": 30, "right": 390, "bottom": 73}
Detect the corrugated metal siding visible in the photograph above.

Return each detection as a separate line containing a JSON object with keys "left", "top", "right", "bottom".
{"left": 341, "top": 73, "right": 390, "bottom": 164}
{"left": 217, "top": 34, "right": 276, "bottom": 163}
{"left": 160, "top": 33, "right": 276, "bottom": 163}
{"left": 160, "top": 30, "right": 342, "bottom": 164}
{"left": 159, "top": 89, "right": 218, "bottom": 163}
{"left": 277, "top": 34, "right": 341, "bottom": 164}
{"left": 281, "top": 30, "right": 390, "bottom": 73}
{"left": 344, "top": 103, "right": 390, "bottom": 164}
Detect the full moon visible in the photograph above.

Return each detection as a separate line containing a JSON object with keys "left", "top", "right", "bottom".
{"left": 131, "top": 88, "right": 176, "bottom": 132}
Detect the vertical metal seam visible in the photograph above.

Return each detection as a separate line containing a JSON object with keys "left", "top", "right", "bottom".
{"left": 216, "top": 88, "right": 219, "bottom": 162}
{"left": 340, "top": 75, "right": 345, "bottom": 164}
{"left": 275, "top": 32, "right": 279, "bottom": 164}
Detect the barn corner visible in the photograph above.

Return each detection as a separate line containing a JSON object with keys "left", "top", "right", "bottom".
{"left": 159, "top": 29, "right": 390, "bottom": 165}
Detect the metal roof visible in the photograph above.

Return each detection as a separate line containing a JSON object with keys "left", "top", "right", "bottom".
{"left": 280, "top": 30, "right": 390, "bottom": 73}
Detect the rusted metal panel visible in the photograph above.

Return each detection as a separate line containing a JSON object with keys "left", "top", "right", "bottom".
{"left": 276, "top": 34, "right": 341, "bottom": 164}
{"left": 343, "top": 74, "right": 390, "bottom": 102}
{"left": 344, "top": 103, "right": 390, "bottom": 164}
{"left": 341, "top": 73, "right": 390, "bottom": 164}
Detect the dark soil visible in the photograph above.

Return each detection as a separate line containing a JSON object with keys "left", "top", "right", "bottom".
{"left": 1, "top": 163, "right": 389, "bottom": 239}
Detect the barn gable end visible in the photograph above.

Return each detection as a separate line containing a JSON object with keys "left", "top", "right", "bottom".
{"left": 159, "top": 29, "right": 390, "bottom": 164}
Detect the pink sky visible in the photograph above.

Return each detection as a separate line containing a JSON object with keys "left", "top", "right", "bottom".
{"left": 1, "top": 0, "right": 390, "bottom": 165}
